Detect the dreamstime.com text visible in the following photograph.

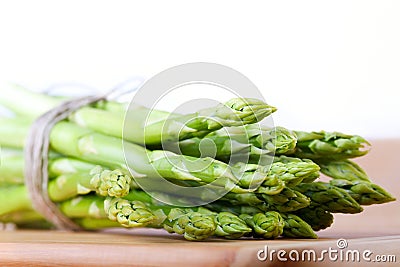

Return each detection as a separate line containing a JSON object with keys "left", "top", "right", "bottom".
{"left": 257, "top": 239, "right": 396, "bottom": 263}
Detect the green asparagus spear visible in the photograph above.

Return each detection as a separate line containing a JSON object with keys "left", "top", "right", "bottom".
{"left": 0, "top": 210, "right": 44, "bottom": 225}
{"left": 48, "top": 166, "right": 132, "bottom": 202}
{"left": 48, "top": 157, "right": 97, "bottom": 177}
{"left": 162, "top": 208, "right": 216, "bottom": 241}
{"left": 289, "top": 131, "right": 370, "bottom": 160}
{"left": 221, "top": 188, "right": 310, "bottom": 213}
{"left": 212, "top": 211, "right": 252, "bottom": 239}
{"left": 206, "top": 200, "right": 325, "bottom": 235}
{"left": 259, "top": 188, "right": 311, "bottom": 212}
{"left": 329, "top": 179, "right": 396, "bottom": 205}
{"left": 207, "top": 201, "right": 316, "bottom": 239}
{"left": 75, "top": 217, "right": 121, "bottom": 229}
{"left": 0, "top": 151, "right": 132, "bottom": 201}
{"left": 0, "top": 153, "right": 24, "bottom": 185}
{"left": 0, "top": 83, "right": 63, "bottom": 117}
{"left": 234, "top": 159, "right": 320, "bottom": 188}
{"left": 0, "top": 185, "right": 32, "bottom": 216}
{"left": 0, "top": 84, "right": 277, "bottom": 146}
{"left": 240, "top": 211, "right": 284, "bottom": 239}
{"left": 170, "top": 135, "right": 267, "bottom": 163}
{"left": 71, "top": 98, "right": 277, "bottom": 146}
{"left": 123, "top": 191, "right": 252, "bottom": 239}
{"left": 205, "top": 201, "right": 263, "bottom": 215}
{"left": 317, "top": 159, "right": 370, "bottom": 182}
{"left": 0, "top": 119, "right": 262, "bottom": 194}
{"left": 214, "top": 125, "right": 297, "bottom": 154}
{"left": 60, "top": 195, "right": 107, "bottom": 219}
{"left": 281, "top": 213, "right": 317, "bottom": 238}
{"left": 59, "top": 194, "right": 217, "bottom": 240}
{"left": 173, "top": 126, "right": 296, "bottom": 162}
{"left": 295, "top": 182, "right": 363, "bottom": 213}
{"left": 104, "top": 197, "right": 157, "bottom": 228}
{"left": 294, "top": 205, "right": 334, "bottom": 231}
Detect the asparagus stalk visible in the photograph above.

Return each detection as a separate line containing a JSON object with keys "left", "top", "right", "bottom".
{"left": 317, "top": 159, "right": 371, "bottom": 182}
{"left": 49, "top": 157, "right": 97, "bottom": 177}
{"left": 0, "top": 149, "right": 133, "bottom": 202}
{"left": 255, "top": 155, "right": 321, "bottom": 183}
{"left": 206, "top": 200, "right": 322, "bottom": 235}
{"left": 205, "top": 201, "right": 263, "bottom": 215}
{"left": 75, "top": 217, "right": 121, "bottom": 229}
{"left": 0, "top": 185, "right": 32, "bottom": 216}
{"left": 0, "top": 210, "right": 52, "bottom": 229}
{"left": 259, "top": 188, "right": 311, "bottom": 212}
{"left": 0, "top": 83, "right": 277, "bottom": 146}
{"left": 59, "top": 189, "right": 251, "bottom": 240}
{"left": 204, "top": 201, "right": 317, "bottom": 238}
{"left": 240, "top": 211, "right": 284, "bottom": 239}
{"left": 70, "top": 98, "right": 277, "bottom": 146}
{"left": 295, "top": 182, "right": 363, "bottom": 213}
{"left": 288, "top": 131, "right": 370, "bottom": 160}
{"left": 0, "top": 153, "right": 25, "bottom": 185}
{"left": 169, "top": 135, "right": 267, "bottom": 163}
{"left": 220, "top": 125, "right": 297, "bottom": 154}
{"left": 172, "top": 126, "right": 297, "bottom": 162}
{"left": 48, "top": 166, "right": 132, "bottom": 202}
{"left": 329, "top": 179, "right": 396, "bottom": 205}
{"left": 104, "top": 197, "right": 158, "bottom": 228}
{"left": 129, "top": 98, "right": 277, "bottom": 145}
{"left": 239, "top": 125, "right": 297, "bottom": 154}
{"left": 212, "top": 211, "right": 252, "bottom": 239}
{"left": 210, "top": 203, "right": 316, "bottom": 239}
{"left": 0, "top": 83, "right": 62, "bottom": 118}
{"left": 162, "top": 208, "right": 216, "bottom": 241}
{"left": 222, "top": 187, "right": 310, "bottom": 213}
{"left": 60, "top": 195, "right": 159, "bottom": 229}
{"left": 60, "top": 195, "right": 107, "bottom": 219}
{"left": 294, "top": 205, "right": 334, "bottom": 231}
{"left": 0, "top": 144, "right": 320, "bottom": 205}
{"left": 234, "top": 159, "right": 320, "bottom": 188}
{"left": 0, "top": 117, "right": 30, "bottom": 148}
{"left": 0, "top": 210, "right": 44, "bottom": 224}
{"left": 122, "top": 191, "right": 252, "bottom": 239}
{"left": 0, "top": 119, "right": 262, "bottom": 194}
{"left": 281, "top": 213, "right": 318, "bottom": 238}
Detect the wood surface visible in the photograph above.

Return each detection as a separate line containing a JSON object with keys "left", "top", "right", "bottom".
{"left": 0, "top": 139, "right": 399, "bottom": 267}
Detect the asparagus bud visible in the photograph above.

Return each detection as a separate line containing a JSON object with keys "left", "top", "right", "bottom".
{"left": 233, "top": 159, "right": 320, "bottom": 190}
{"left": 149, "top": 98, "right": 277, "bottom": 143}
{"left": 240, "top": 211, "right": 284, "bottom": 239}
{"left": 90, "top": 166, "right": 132, "bottom": 197}
{"left": 329, "top": 179, "right": 396, "bottom": 205}
{"left": 295, "top": 182, "right": 363, "bottom": 214}
{"left": 291, "top": 131, "right": 370, "bottom": 160}
{"left": 295, "top": 205, "right": 334, "bottom": 231}
{"left": 216, "top": 98, "right": 277, "bottom": 126}
{"left": 260, "top": 188, "right": 311, "bottom": 212}
{"left": 104, "top": 198, "right": 156, "bottom": 227}
{"left": 263, "top": 161, "right": 320, "bottom": 188}
{"left": 213, "top": 211, "right": 252, "bottom": 239}
{"left": 317, "top": 159, "right": 370, "bottom": 182}
{"left": 281, "top": 213, "right": 317, "bottom": 238}
{"left": 273, "top": 156, "right": 320, "bottom": 183}
{"left": 164, "top": 208, "right": 216, "bottom": 241}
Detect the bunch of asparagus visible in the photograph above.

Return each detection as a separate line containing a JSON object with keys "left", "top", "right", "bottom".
{"left": 0, "top": 84, "right": 395, "bottom": 241}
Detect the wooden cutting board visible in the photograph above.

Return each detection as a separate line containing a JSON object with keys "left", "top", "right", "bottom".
{"left": 0, "top": 140, "right": 399, "bottom": 267}
{"left": 0, "top": 230, "right": 399, "bottom": 267}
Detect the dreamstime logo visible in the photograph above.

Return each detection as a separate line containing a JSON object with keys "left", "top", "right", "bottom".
{"left": 336, "top": 238, "right": 348, "bottom": 249}
{"left": 122, "top": 62, "right": 275, "bottom": 206}
{"left": 257, "top": 238, "right": 397, "bottom": 263}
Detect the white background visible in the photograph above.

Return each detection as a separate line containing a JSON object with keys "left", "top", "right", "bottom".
{"left": 0, "top": 1, "right": 399, "bottom": 138}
